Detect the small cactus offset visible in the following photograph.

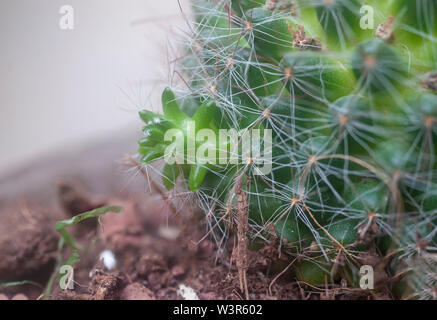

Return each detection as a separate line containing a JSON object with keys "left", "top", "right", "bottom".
{"left": 137, "top": 0, "right": 437, "bottom": 299}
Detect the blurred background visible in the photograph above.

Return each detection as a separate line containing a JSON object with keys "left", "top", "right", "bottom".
{"left": 0, "top": 0, "right": 190, "bottom": 178}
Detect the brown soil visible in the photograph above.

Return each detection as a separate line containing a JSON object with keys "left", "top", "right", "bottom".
{"left": 0, "top": 134, "right": 376, "bottom": 300}
{"left": 0, "top": 183, "right": 302, "bottom": 300}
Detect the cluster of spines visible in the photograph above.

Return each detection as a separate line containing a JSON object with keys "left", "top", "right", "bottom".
{"left": 136, "top": 0, "right": 437, "bottom": 299}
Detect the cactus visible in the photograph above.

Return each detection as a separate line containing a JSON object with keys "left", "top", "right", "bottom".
{"left": 136, "top": 0, "right": 437, "bottom": 299}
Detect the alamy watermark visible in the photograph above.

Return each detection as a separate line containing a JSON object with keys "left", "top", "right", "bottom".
{"left": 58, "top": 264, "right": 374, "bottom": 291}
{"left": 360, "top": 5, "right": 375, "bottom": 30}
{"left": 59, "top": 5, "right": 74, "bottom": 30}
{"left": 360, "top": 265, "right": 374, "bottom": 290}
{"left": 162, "top": 121, "right": 273, "bottom": 175}
{"left": 59, "top": 265, "right": 74, "bottom": 290}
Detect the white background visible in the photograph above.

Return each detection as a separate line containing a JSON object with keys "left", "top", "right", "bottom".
{"left": 0, "top": 0, "right": 190, "bottom": 176}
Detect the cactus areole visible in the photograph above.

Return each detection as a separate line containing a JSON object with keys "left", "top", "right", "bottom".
{"left": 137, "top": 1, "right": 437, "bottom": 299}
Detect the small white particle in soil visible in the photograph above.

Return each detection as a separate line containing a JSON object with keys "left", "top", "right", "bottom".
{"left": 99, "top": 249, "right": 117, "bottom": 270}
{"left": 158, "top": 226, "right": 180, "bottom": 240}
{"left": 177, "top": 284, "right": 199, "bottom": 300}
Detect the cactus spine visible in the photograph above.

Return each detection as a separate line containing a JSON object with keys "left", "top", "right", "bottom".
{"left": 137, "top": 0, "right": 437, "bottom": 299}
